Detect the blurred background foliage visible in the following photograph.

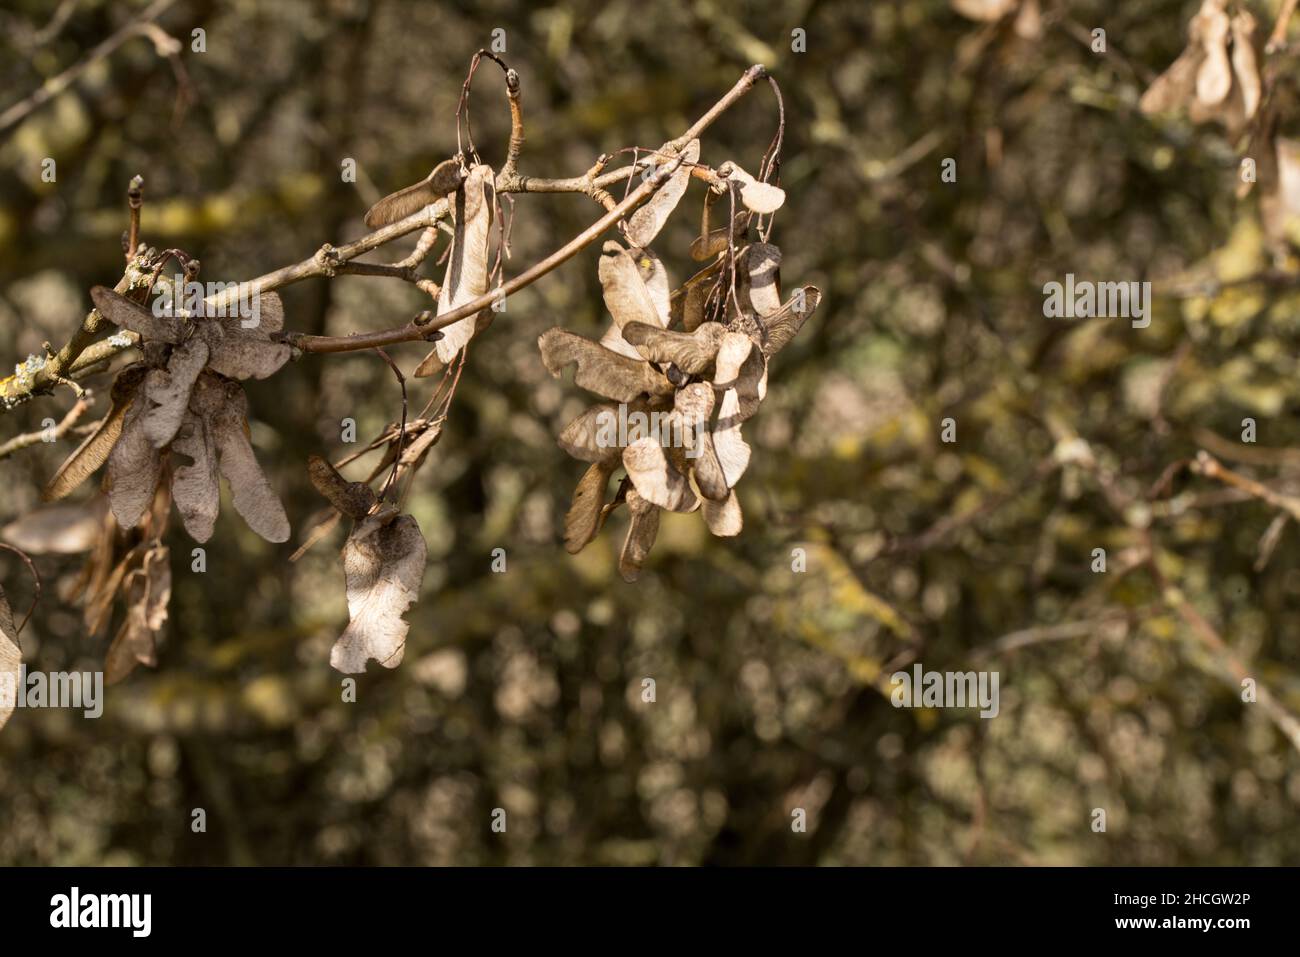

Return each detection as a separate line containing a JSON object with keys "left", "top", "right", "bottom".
{"left": 2, "top": 0, "right": 1300, "bottom": 865}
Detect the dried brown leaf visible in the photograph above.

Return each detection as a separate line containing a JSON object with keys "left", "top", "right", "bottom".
{"left": 104, "top": 543, "right": 170, "bottom": 684}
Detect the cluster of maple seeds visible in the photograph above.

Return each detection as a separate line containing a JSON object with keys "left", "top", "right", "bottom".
{"left": 3, "top": 84, "right": 817, "bottom": 681}
{"left": 537, "top": 141, "right": 820, "bottom": 582}
{"left": 5, "top": 270, "right": 296, "bottom": 681}
{"left": 1139, "top": 0, "right": 1261, "bottom": 136}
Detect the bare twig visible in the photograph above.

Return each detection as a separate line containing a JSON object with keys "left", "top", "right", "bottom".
{"left": 373, "top": 349, "right": 408, "bottom": 502}
{"left": 286, "top": 153, "right": 689, "bottom": 354}
{"left": 1150, "top": 552, "right": 1300, "bottom": 756}
{"left": 125, "top": 175, "right": 144, "bottom": 263}
{"left": 1190, "top": 451, "right": 1300, "bottom": 522}
{"left": 0, "top": 0, "right": 178, "bottom": 134}
{"left": 0, "top": 393, "right": 94, "bottom": 461}
{"left": 1267, "top": 0, "right": 1300, "bottom": 53}
{"left": 0, "top": 543, "right": 42, "bottom": 638}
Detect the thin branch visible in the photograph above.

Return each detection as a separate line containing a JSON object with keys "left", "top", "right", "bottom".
{"left": 2, "top": 64, "right": 769, "bottom": 408}
{"left": 499, "top": 68, "right": 524, "bottom": 183}
{"left": 0, "top": 0, "right": 178, "bottom": 134}
{"left": 1267, "top": 0, "right": 1300, "bottom": 53}
{"left": 1148, "top": 547, "right": 1300, "bottom": 756}
{"left": 971, "top": 613, "right": 1129, "bottom": 662}
{"left": 0, "top": 392, "right": 93, "bottom": 461}
{"left": 124, "top": 175, "right": 144, "bottom": 262}
{"left": 286, "top": 151, "right": 690, "bottom": 354}
{"left": 373, "top": 349, "right": 408, "bottom": 503}
{"left": 0, "top": 543, "right": 42, "bottom": 638}
{"left": 1191, "top": 451, "right": 1300, "bottom": 523}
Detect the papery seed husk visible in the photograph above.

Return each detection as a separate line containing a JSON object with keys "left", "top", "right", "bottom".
{"left": 538, "top": 328, "right": 675, "bottom": 402}
{"left": 364, "top": 158, "right": 464, "bottom": 229}
{"left": 702, "top": 489, "right": 743, "bottom": 537}
{"left": 423, "top": 164, "right": 495, "bottom": 369}
{"left": 44, "top": 366, "right": 148, "bottom": 502}
{"left": 565, "top": 461, "right": 615, "bottom": 554}
{"left": 618, "top": 489, "right": 660, "bottom": 583}
{"left": 329, "top": 512, "right": 427, "bottom": 673}
{"left": 625, "top": 139, "right": 700, "bottom": 247}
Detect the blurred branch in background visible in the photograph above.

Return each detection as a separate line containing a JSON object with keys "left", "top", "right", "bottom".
{"left": 1, "top": 0, "right": 1299, "bottom": 867}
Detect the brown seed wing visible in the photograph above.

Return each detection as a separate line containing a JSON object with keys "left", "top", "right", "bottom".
{"left": 622, "top": 321, "right": 726, "bottom": 374}
{"left": 1, "top": 496, "right": 109, "bottom": 554}
{"left": 702, "top": 489, "right": 743, "bottom": 537}
{"left": 142, "top": 338, "right": 209, "bottom": 447}
{"left": 564, "top": 461, "right": 615, "bottom": 554}
{"left": 538, "top": 328, "right": 675, "bottom": 402}
{"left": 170, "top": 409, "right": 220, "bottom": 543}
{"left": 427, "top": 164, "right": 495, "bottom": 367}
{"left": 43, "top": 366, "right": 147, "bottom": 502}
{"left": 623, "top": 437, "right": 698, "bottom": 512}
{"left": 209, "top": 382, "right": 290, "bottom": 543}
{"left": 0, "top": 586, "right": 21, "bottom": 731}
{"left": 364, "top": 159, "right": 463, "bottom": 229}
{"left": 618, "top": 490, "right": 660, "bottom": 583}
{"left": 330, "top": 513, "right": 427, "bottom": 673}
{"left": 90, "top": 287, "right": 184, "bottom": 343}
{"left": 105, "top": 396, "right": 164, "bottom": 529}
{"left": 625, "top": 139, "right": 700, "bottom": 247}
{"left": 307, "top": 454, "right": 376, "bottom": 520}
{"left": 760, "top": 286, "right": 822, "bottom": 358}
